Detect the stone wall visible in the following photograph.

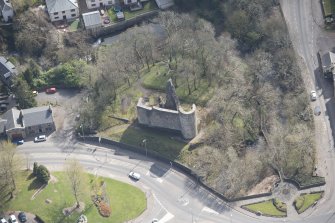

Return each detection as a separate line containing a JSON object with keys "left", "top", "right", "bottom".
{"left": 137, "top": 98, "right": 197, "bottom": 139}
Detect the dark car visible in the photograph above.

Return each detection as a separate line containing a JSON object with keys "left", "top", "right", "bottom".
{"left": 12, "top": 139, "right": 24, "bottom": 145}
{"left": 18, "top": 212, "right": 27, "bottom": 222}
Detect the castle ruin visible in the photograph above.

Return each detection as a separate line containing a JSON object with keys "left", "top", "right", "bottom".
{"left": 136, "top": 79, "right": 197, "bottom": 139}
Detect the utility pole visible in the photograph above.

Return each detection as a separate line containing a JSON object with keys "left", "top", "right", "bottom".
{"left": 142, "top": 139, "right": 147, "bottom": 157}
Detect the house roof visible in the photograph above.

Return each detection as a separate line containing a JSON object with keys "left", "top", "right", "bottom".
{"left": 45, "top": 0, "right": 78, "bottom": 14}
{"left": 82, "top": 11, "right": 101, "bottom": 28}
{"left": 321, "top": 51, "right": 335, "bottom": 68}
{"left": 154, "top": 0, "right": 173, "bottom": 9}
{"left": 0, "top": 119, "right": 7, "bottom": 132}
{"left": 2, "top": 106, "right": 54, "bottom": 131}
{"left": 22, "top": 106, "right": 54, "bottom": 127}
{"left": 0, "top": 56, "right": 16, "bottom": 77}
{"left": 0, "top": 0, "right": 13, "bottom": 11}
{"left": 3, "top": 108, "right": 22, "bottom": 130}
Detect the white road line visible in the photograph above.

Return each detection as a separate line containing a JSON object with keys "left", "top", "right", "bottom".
{"left": 201, "top": 206, "right": 219, "bottom": 215}
{"left": 153, "top": 193, "right": 174, "bottom": 222}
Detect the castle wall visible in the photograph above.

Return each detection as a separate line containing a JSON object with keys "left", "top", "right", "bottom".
{"left": 137, "top": 98, "right": 197, "bottom": 139}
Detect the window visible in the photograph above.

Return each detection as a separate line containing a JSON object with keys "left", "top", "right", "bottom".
{"left": 54, "top": 12, "right": 58, "bottom": 15}
{"left": 71, "top": 14, "right": 76, "bottom": 17}
{"left": 55, "top": 16, "right": 59, "bottom": 19}
{"left": 62, "top": 11, "right": 65, "bottom": 13}
{"left": 92, "top": 3, "right": 96, "bottom": 6}
{"left": 71, "top": 9, "right": 75, "bottom": 12}
{"left": 91, "top": 0, "right": 95, "bottom": 2}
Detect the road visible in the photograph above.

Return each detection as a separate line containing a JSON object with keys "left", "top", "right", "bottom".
{"left": 280, "top": 0, "right": 335, "bottom": 221}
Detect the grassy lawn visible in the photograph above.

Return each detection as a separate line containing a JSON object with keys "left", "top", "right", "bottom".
{"left": 142, "top": 63, "right": 215, "bottom": 106}
{"left": 101, "top": 125, "right": 188, "bottom": 160}
{"left": 68, "top": 19, "right": 80, "bottom": 32}
{"left": 242, "top": 199, "right": 287, "bottom": 217}
{"left": 4, "top": 171, "right": 146, "bottom": 223}
{"left": 108, "top": 1, "right": 157, "bottom": 22}
{"left": 294, "top": 192, "right": 323, "bottom": 214}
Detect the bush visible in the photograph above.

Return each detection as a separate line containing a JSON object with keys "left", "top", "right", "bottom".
{"left": 98, "top": 201, "right": 111, "bottom": 217}
{"left": 273, "top": 198, "right": 287, "bottom": 212}
{"left": 36, "top": 165, "right": 50, "bottom": 184}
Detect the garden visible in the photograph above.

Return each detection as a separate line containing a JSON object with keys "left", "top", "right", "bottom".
{"left": 241, "top": 198, "right": 287, "bottom": 217}
{"left": 293, "top": 192, "right": 324, "bottom": 214}
{"left": 4, "top": 170, "right": 146, "bottom": 222}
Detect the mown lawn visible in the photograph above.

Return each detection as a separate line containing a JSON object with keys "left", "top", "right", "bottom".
{"left": 294, "top": 192, "right": 323, "bottom": 214}
{"left": 242, "top": 199, "right": 287, "bottom": 217}
{"left": 101, "top": 125, "right": 188, "bottom": 160}
{"left": 4, "top": 171, "right": 146, "bottom": 223}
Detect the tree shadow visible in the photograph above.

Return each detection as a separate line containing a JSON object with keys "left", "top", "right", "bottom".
{"left": 28, "top": 178, "right": 44, "bottom": 191}
{"left": 26, "top": 173, "right": 35, "bottom": 180}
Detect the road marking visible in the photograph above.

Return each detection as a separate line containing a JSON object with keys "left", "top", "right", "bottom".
{"left": 146, "top": 171, "right": 150, "bottom": 176}
{"left": 153, "top": 193, "right": 174, "bottom": 222}
{"left": 201, "top": 206, "right": 219, "bottom": 215}
{"left": 156, "top": 178, "right": 163, "bottom": 183}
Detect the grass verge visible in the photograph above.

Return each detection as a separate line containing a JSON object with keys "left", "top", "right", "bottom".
{"left": 4, "top": 171, "right": 146, "bottom": 223}
{"left": 294, "top": 192, "right": 323, "bottom": 214}
{"left": 101, "top": 125, "right": 188, "bottom": 160}
{"left": 241, "top": 199, "right": 287, "bottom": 217}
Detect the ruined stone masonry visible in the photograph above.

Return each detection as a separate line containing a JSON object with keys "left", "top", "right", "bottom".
{"left": 136, "top": 79, "right": 197, "bottom": 139}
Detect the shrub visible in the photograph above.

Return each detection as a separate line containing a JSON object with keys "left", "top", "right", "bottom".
{"left": 273, "top": 198, "right": 287, "bottom": 212}
{"left": 98, "top": 201, "right": 111, "bottom": 217}
{"left": 36, "top": 165, "right": 50, "bottom": 184}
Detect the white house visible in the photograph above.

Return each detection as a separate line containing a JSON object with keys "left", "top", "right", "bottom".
{"left": 0, "top": 0, "right": 14, "bottom": 22}
{"left": 45, "top": 0, "right": 79, "bottom": 22}
{"left": 86, "top": 0, "right": 115, "bottom": 9}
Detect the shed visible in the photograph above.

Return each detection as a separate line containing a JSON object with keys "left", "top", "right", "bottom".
{"left": 154, "top": 0, "right": 173, "bottom": 9}
{"left": 82, "top": 11, "right": 102, "bottom": 30}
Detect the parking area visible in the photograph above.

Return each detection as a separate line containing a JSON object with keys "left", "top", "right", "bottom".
{"left": 1, "top": 211, "right": 41, "bottom": 223}
{"left": 35, "top": 89, "right": 85, "bottom": 143}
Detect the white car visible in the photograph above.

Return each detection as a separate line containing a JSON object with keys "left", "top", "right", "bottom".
{"left": 34, "top": 135, "right": 47, "bottom": 142}
{"left": 152, "top": 219, "right": 159, "bottom": 223}
{"left": 9, "top": 215, "right": 16, "bottom": 223}
{"left": 310, "top": 90, "right": 317, "bottom": 101}
{"left": 128, "top": 171, "right": 141, "bottom": 180}
{"left": 0, "top": 218, "right": 8, "bottom": 223}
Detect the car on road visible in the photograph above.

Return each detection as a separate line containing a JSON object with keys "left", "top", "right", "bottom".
{"left": 314, "top": 106, "right": 321, "bottom": 116}
{"left": 0, "top": 218, "right": 8, "bottom": 223}
{"left": 46, "top": 87, "right": 56, "bottom": 94}
{"left": 8, "top": 215, "right": 16, "bottom": 223}
{"left": 310, "top": 90, "right": 317, "bottom": 101}
{"left": 18, "top": 212, "right": 27, "bottom": 222}
{"left": 32, "top": 91, "right": 38, "bottom": 96}
{"left": 34, "top": 135, "right": 47, "bottom": 142}
{"left": 12, "top": 139, "right": 24, "bottom": 145}
{"left": 152, "top": 219, "right": 159, "bottom": 223}
{"left": 128, "top": 171, "right": 141, "bottom": 180}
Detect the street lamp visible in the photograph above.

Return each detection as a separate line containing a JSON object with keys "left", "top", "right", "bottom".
{"left": 142, "top": 139, "right": 147, "bottom": 157}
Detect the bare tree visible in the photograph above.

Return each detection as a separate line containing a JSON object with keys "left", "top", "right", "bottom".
{"left": 65, "top": 159, "right": 88, "bottom": 208}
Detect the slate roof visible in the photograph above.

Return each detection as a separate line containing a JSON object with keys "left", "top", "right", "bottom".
{"left": 322, "top": 52, "right": 335, "bottom": 68}
{"left": 0, "top": 56, "right": 16, "bottom": 77}
{"left": 82, "top": 11, "right": 101, "bottom": 28}
{"left": 0, "top": 119, "right": 7, "bottom": 132}
{"left": 45, "top": 0, "right": 78, "bottom": 14}
{"left": 3, "top": 108, "right": 22, "bottom": 130}
{"left": 154, "top": 0, "right": 173, "bottom": 9}
{"left": 0, "top": 0, "right": 13, "bottom": 11}
{"left": 22, "top": 106, "right": 54, "bottom": 127}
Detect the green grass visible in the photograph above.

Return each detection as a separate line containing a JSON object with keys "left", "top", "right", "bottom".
{"left": 4, "top": 171, "right": 146, "bottom": 223}
{"left": 101, "top": 125, "right": 188, "bottom": 160}
{"left": 242, "top": 199, "right": 287, "bottom": 217}
{"left": 323, "top": 0, "right": 335, "bottom": 17}
{"left": 142, "top": 63, "right": 215, "bottom": 106}
{"left": 294, "top": 192, "right": 323, "bottom": 214}
{"left": 108, "top": 1, "right": 157, "bottom": 22}
{"left": 69, "top": 19, "right": 80, "bottom": 32}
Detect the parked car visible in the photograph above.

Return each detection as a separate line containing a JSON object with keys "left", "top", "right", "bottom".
{"left": 152, "top": 219, "right": 159, "bottom": 223}
{"left": 12, "top": 139, "right": 24, "bottom": 145}
{"left": 34, "top": 135, "right": 47, "bottom": 142}
{"left": 8, "top": 215, "right": 16, "bottom": 223}
{"left": 128, "top": 171, "right": 141, "bottom": 180}
{"left": 32, "top": 91, "right": 38, "bottom": 96}
{"left": 0, "top": 218, "right": 8, "bottom": 223}
{"left": 314, "top": 106, "right": 321, "bottom": 116}
{"left": 18, "top": 212, "right": 27, "bottom": 223}
{"left": 310, "top": 90, "right": 317, "bottom": 101}
{"left": 46, "top": 87, "right": 56, "bottom": 94}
